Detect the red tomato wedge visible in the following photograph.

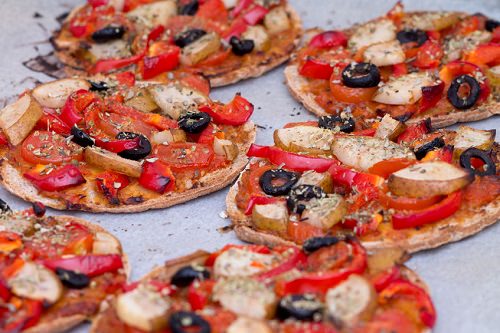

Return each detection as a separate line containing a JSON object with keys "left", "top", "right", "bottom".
{"left": 21, "top": 131, "right": 83, "bottom": 165}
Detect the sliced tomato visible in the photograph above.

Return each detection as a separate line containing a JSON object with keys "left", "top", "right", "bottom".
{"left": 199, "top": 94, "right": 253, "bottom": 126}
{"left": 63, "top": 222, "right": 94, "bottom": 255}
{"left": 413, "top": 40, "right": 443, "bottom": 69}
{"left": 464, "top": 43, "right": 500, "bottom": 66}
{"left": 392, "top": 62, "right": 408, "bottom": 77}
{"left": 202, "top": 310, "right": 236, "bottom": 333}
{"left": 368, "top": 158, "right": 416, "bottom": 179}
{"left": 176, "top": 72, "right": 211, "bottom": 96}
{"left": 195, "top": 48, "right": 231, "bottom": 67}
{"left": 309, "top": 30, "right": 348, "bottom": 49}
{"left": 379, "top": 186, "right": 442, "bottom": 211}
{"left": 307, "top": 241, "right": 350, "bottom": 271}
{"left": 196, "top": 0, "right": 228, "bottom": 24}
{"left": 35, "top": 109, "right": 71, "bottom": 136}
{"left": 21, "top": 131, "right": 83, "bottom": 165}
{"left": 287, "top": 221, "right": 325, "bottom": 244}
{"left": 188, "top": 280, "right": 215, "bottom": 310}
{"left": 156, "top": 143, "right": 214, "bottom": 171}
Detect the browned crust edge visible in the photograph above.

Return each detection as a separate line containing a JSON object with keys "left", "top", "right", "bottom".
{"left": 284, "top": 64, "right": 500, "bottom": 129}
{"left": 20, "top": 215, "right": 128, "bottom": 333}
{"left": 52, "top": 5, "right": 303, "bottom": 87}
{"left": 0, "top": 124, "right": 256, "bottom": 213}
{"left": 226, "top": 168, "right": 500, "bottom": 253}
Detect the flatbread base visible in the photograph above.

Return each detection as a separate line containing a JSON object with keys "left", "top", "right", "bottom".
{"left": 226, "top": 170, "right": 500, "bottom": 253}
{"left": 284, "top": 65, "right": 500, "bottom": 129}
{"left": 18, "top": 215, "right": 129, "bottom": 333}
{"left": 0, "top": 124, "right": 256, "bottom": 213}
{"left": 52, "top": 5, "right": 302, "bottom": 87}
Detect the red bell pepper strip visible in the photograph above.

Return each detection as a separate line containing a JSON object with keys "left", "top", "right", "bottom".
{"left": 276, "top": 239, "right": 367, "bottom": 296}
{"left": 248, "top": 144, "right": 339, "bottom": 173}
{"left": 95, "top": 171, "right": 130, "bottom": 205}
{"left": 222, "top": 17, "right": 248, "bottom": 41}
{"left": 379, "top": 280, "right": 437, "bottom": 328}
{"left": 342, "top": 213, "right": 383, "bottom": 237}
{"left": 371, "top": 266, "right": 402, "bottom": 292}
{"left": 199, "top": 94, "right": 254, "bottom": 126}
{"left": 396, "top": 119, "right": 431, "bottom": 144}
{"left": 413, "top": 40, "right": 443, "bottom": 69}
{"left": 392, "top": 63, "right": 408, "bottom": 77}
{"left": 42, "top": 254, "right": 123, "bottom": 277}
{"left": 35, "top": 108, "right": 71, "bottom": 136}
{"left": 24, "top": 165, "right": 86, "bottom": 192}
{"left": 419, "top": 81, "right": 444, "bottom": 114}
{"left": 368, "top": 158, "right": 416, "bottom": 179}
{"left": 308, "top": 30, "right": 348, "bottom": 49}
{"left": 231, "top": 0, "right": 252, "bottom": 17}
{"left": 0, "top": 279, "right": 11, "bottom": 302}
{"left": 114, "top": 71, "right": 136, "bottom": 86}
{"left": 1, "top": 299, "right": 43, "bottom": 332}
{"left": 244, "top": 195, "right": 284, "bottom": 215}
{"left": 328, "top": 164, "right": 383, "bottom": 190}
{"left": 142, "top": 46, "right": 181, "bottom": 80}
{"left": 464, "top": 43, "right": 500, "bottom": 66}
{"left": 91, "top": 25, "right": 165, "bottom": 73}
{"left": 88, "top": 0, "right": 108, "bottom": 8}
{"left": 60, "top": 90, "right": 96, "bottom": 127}
{"left": 243, "top": 5, "right": 268, "bottom": 25}
{"left": 188, "top": 280, "right": 215, "bottom": 311}
{"left": 0, "top": 132, "right": 8, "bottom": 145}
{"left": 392, "top": 191, "right": 462, "bottom": 230}
{"left": 139, "top": 160, "right": 176, "bottom": 194}
{"left": 299, "top": 58, "right": 333, "bottom": 80}
{"left": 257, "top": 246, "right": 307, "bottom": 281}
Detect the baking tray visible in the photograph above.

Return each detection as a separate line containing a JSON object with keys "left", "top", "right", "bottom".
{"left": 0, "top": 0, "right": 498, "bottom": 332}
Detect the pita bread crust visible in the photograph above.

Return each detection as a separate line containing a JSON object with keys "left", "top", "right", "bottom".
{"left": 226, "top": 167, "right": 500, "bottom": 253}
{"left": 52, "top": 5, "right": 302, "bottom": 87}
{"left": 14, "top": 215, "right": 128, "bottom": 333}
{"left": 0, "top": 124, "right": 256, "bottom": 213}
{"left": 284, "top": 10, "right": 500, "bottom": 128}
{"left": 92, "top": 249, "right": 430, "bottom": 332}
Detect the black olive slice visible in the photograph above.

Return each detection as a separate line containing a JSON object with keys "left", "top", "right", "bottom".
{"left": 32, "top": 202, "right": 46, "bottom": 217}
{"left": 341, "top": 62, "right": 381, "bottom": 88}
{"left": 180, "top": 0, "right": 199, "bottom": 15}
{"left": 485, "top": 19, "right": 499, "bottom": 32}
{"left": 259, "top": 169, "right": 300, "bottom": 196}
{"left": 287, "top": 185, "right": 327, "bottom": 214}
{"left": 277, "top": 294, "right": 323, "bottom": 321}
{"left": 229, "top": 36, "right": 255, "bottom": 56}
{"left": 174, "top": 29, "right": 207, "bottom": 48}
{"left": 170, "top": 265, "right": 210, "bottom": 288}
{"left": 178, "top": 112, "right": 211, "bottom": 134}
{"left": 169, "top": 311, "right": 211, "bottom": 333}
{"left": 56, "top": 268, "right": 90, "bottom": 289}
{"left": 91, "top": 25, "right": 125, "bottom": 43}
{"left": 459, "top": 147, "right": 496, "bottom": 176}
{"left": 0, "top": 199, "right": 11, "bottom": 214}
{"left": 447, "top": 74, "right": 481, "bottom": 110}
{"left": 414, "top": 137, "right": 445, "bottom": 160}
{"left": 302, "top": 236, "right": 340, "bottom": 253}
{"left": 71, "top": 126, "right": 95, "bottom": 147}
{"left": 318, "top": 115, "right": 355, "bottom": 133}
{"left": 88, "top": 80, "right": 110, "bottom": 92}
{"left": 116, "top": 132, "right": 152, "bottom": 160}
{"left": 396, "top": 29, "right": 428, "bottom": 46}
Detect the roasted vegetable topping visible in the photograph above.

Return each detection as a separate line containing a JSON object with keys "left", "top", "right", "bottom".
{"left": 341, "top": 62, "right": 381, "bottom": 88}
{"left": 459, "top": 147, "right": 496, "bottom": 176}
{"left": 259, "top": 169, "right": 299, "bottom": 196}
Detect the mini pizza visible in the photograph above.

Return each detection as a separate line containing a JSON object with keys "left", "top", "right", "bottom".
{"left": 53, "top": 0, "right": 302, "bottom": 86}
{"left": 0, "top": 75, "right": 256, "bottom": 212}
{"left": 91, "top": 238, "right": 436, "bottom": 333}
{"left": 0, "top": 200, "right": 127, "bottom": 333}
{"left": 226, "top": 116, "right": 500, "bottom": 252}
{"left": 285, "top": 2, "right": 500, "bottom": 128}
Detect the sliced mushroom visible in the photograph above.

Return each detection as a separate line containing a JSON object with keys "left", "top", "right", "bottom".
{"left": 0, "top": 94, "right": 43, "bottom": 145}
{"left": 124, "top": 88, "right": 159, "bottom": 113}
{"left": 214, "top": 247, "right": 275, "bottom": 277}
{"left": 375, "top": 114, "right": 406, "bottom": 141}
{"left": 84, "top": 147, "right": 142, "bottom": 178}
{"left": 31, "top": 78, "right": 91, "bottom": 109}
{"left": 348, "top": 19, "right": 396, "bottom": 50}
{"left": 213, "top": 277, "right": 277, "bottom": 319}
{"left": 116, "top": 285, "right": 170, "bottom": 332}
{"left": 264, "top": 6, "right": 291, "bottom": 34}
{"left": 242, "top": 25, "right": 271, "bottom": 51}
{"left": 147, "top": 84, "right": 208, "bottom": 120}
{"left": 363, "top": 40, "right": 405, "bottom": 67}
{"left": 294, "top": 170, "right": 333, "bottom": 193}
{"left": 301, "top": 195, "right": 347, "bottom": 229}
{"left": 213, "top": 137, "right": 239, "bottom": 161}
{"left": 372, "top": 72, "right": 435, "bottom": 105}
{"left": 388, "top": 161, "right": 474, "bottom": 197}
{"left": 126, "top": 0, "right": 177, "bottom": 28}
{"left": 453, "top": 126, "right": 495, "bottom": 157}
{"left": 325, "top": 274, "right": 376, "bottom": 325}
{"left": 252, "top": 201, "right": 289, "bottom": 233}
{"left": 8, "top": 262, "right": 63, "bottom": 304}
{"left": 331, "top": 136, "right": 415, "bottom": 171}
{"left": 274, "top": 126, "right": 334, "bottom": 155}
